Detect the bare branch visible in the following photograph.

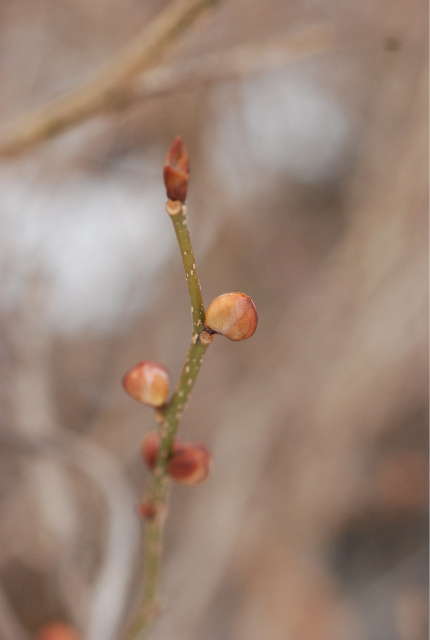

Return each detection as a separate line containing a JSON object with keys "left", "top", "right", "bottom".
{"left": 134, "top": 26, "right": 333, "bottom": 100}
{"left": 0, "top": 0, "right": 221, "bottom": 158}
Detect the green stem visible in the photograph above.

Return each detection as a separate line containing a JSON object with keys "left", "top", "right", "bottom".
{"left": 170, "top": 204, "right": 206, "bottom": 333}
{"left": 124, "top": 202, "right": 209, "bottom": 640}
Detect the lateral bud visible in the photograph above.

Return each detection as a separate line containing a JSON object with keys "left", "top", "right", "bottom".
{"left": 138, "top": 500, "right": 158, "bottom": 520}
{"left": 167, "top": 443, "right": 212, "bottom": 485}
{"left": 204, "top": 292, "right": 258, "bottom": 341}
{"left": 122, "top": 361, "right": 170, "bottom": 407}
{"left": 141, "top": 430, "right": 164, "bottom": 468}
{"left": 141, "top": 430, "right": 212, "bottom": 485}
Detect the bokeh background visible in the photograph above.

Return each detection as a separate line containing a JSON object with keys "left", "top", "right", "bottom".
{"left": 0, "top": 1, "right": 428, "bottom": 639}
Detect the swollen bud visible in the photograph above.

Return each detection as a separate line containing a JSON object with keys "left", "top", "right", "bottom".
{"left": 163, "top": 136, "right": 190, "bottom": 203}
{"left": 141, "top": 431, "right": 212, "bottom": 485}
{"left": 37, "top": 623, "right": 82, "bottom": 640}
{"left": 122, "top": 361, "right": 169, "bottom": 407}
{"left": 167, "top": 443, "right": 212, "bottom": 485}
{"left": 204, "top": 292, "right": 258, "bottom": 341}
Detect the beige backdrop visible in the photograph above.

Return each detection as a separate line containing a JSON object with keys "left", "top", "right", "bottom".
{"left": 0, "top": 1, "right": 428, "bottom": 639}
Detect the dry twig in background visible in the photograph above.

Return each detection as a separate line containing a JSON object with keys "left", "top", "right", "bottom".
{"left": 133, "top": 26, "right": 332, "bottom": 100}
{"left": 0, "top": 429, "right": 139, "bottom": 640}
{"left": 0, "top": 0, "right": 221, "bottom": 158}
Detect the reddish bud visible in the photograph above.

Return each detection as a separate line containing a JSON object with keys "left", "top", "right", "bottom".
{"left": 167, "top": 443, "right": 212, "bottom": 485}
{"left": 163, "top": 136, "right": 190, "bottom": 203}
{"left": 138, "top": 500, "right": 157, "bottom": 520}
{"left": 37, "top": 623, "right": 82, "bottom": 640}
{"left": 122, "top": 361, "right": 169, "bottom": 407}
{"left": 141, "top": 430, "right": 162, "bottom": 468}
{"left": 141, "top": 431, "right": 184, "bottom": 468}
{"left": 141, "top": 431, "right": 212, "bottom": 485}
{"left": 205, "top": 292, "right": 258, "bottom": 341}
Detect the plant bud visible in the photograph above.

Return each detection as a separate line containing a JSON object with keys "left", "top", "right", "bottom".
{"left": 167, "top": 443, "right": 212, "bottom": 485}
{"left": 163, "top": 136, "right": 190, "bottom": 203}
{"left": 138, "top": 500, "right": 157, "bottom": 520}
{"left": 37, "top": 623, "right": 82, "bottom": 640}
{"left": 141, "top": 430, "right": 162, "bottom": 468}
{"left": 204, "top": 292, "right": 258, "bottom": 341}
{"left": 141, "top": 431, "right": 212, "bottom": 485}
{"left": 122, "top": 361, "right": 169, "bottom": 407}
{"left": 141, "top": 430, "right": 184, "bottom": 468}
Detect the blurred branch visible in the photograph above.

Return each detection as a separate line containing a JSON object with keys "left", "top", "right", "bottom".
{"left": 0, "top": 585, "right": 31, "bottom": 640}
{"left": 134, "top": 26, "right": 332, "bottom": 99}
{"left": 0, "top": 430, "right": 139, "bottom": 640}
{"left": 0, "top": 0, "right": 221, "bottom": 158}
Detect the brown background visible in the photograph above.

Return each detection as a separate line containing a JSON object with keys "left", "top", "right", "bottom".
{"left": 0, "top": 1, "right": 428, "bottom": 639}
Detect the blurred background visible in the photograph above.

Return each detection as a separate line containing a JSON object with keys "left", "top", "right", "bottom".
{"left": 0, "top": 1, "right": 428, "bottom": 639}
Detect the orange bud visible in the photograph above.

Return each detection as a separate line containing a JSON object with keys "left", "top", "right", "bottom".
{"left": 122, "top": 361, "right": 169, "bottom": 407}
{"left": 163, "top": 136, "right": 190, "bottom": 203}
{"left": 37, "top": 623, "right": 82, "bottom": 640}
{"left": 167, "top": 443, "right": 212, "bottom": 485}
{"left": 204, "top": 292, "right": 258, "bottom": 341}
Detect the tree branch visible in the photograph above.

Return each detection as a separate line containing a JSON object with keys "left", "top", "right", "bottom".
{"left": 0, "top": 0, "right": 221, "bottom": 158}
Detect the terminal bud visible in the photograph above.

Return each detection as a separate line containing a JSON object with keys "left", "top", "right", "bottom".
{"left": 122, "top": 361, "right": 169, "bottom": 407}
{"left": 163, "top": 136, "right": 190, "bottom": 203}
{"left": 204, "top": 292, "right": 258, "bottom": 341}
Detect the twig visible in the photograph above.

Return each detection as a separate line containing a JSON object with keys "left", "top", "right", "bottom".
{"left": 124, "top": 201, "right": 209, "bottom": 640}
{"left": 134, "top": 26, "right": 333, "bottom": 100}
{"left": 0, "top": 0, "right": 221, "bottom": 158}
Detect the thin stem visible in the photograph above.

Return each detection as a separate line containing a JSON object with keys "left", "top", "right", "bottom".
{"left": 124, "top": 202, "right": 209, "bottom": 640}
{"left": 170, "top": 204, "right": 206, "bottom": 333}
